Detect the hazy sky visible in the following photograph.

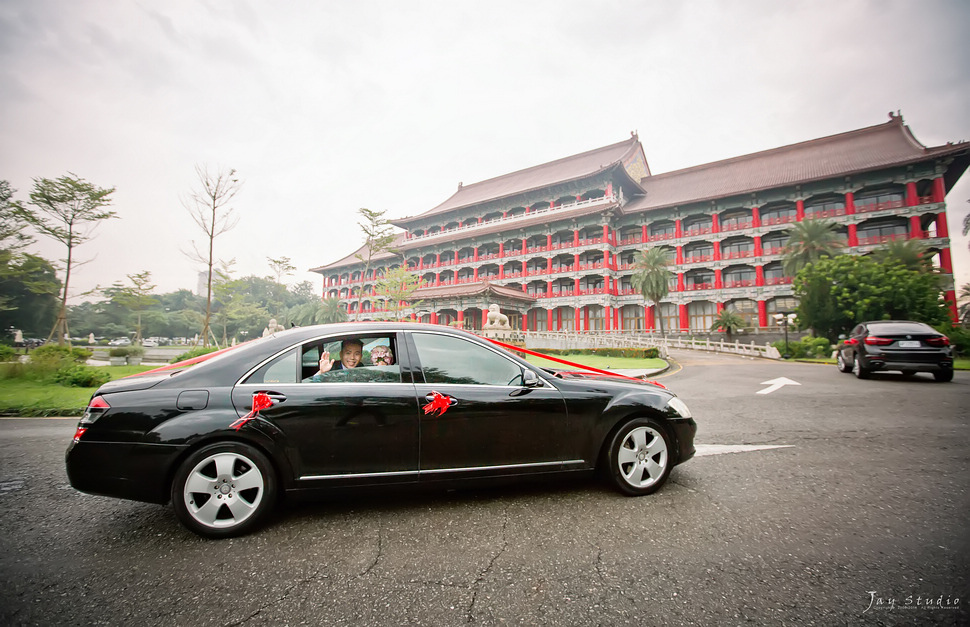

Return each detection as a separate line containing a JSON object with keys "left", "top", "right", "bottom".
{"left": 2, "top": 0, "right": 969, "bottom": 301}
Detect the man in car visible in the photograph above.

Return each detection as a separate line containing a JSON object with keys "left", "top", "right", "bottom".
{"left": 304, "top": 338, "right": 363, "bottom": 382}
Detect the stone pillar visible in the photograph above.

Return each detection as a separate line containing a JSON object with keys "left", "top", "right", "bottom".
{"left": 940, "top": 247, "right": 953, "bottom": 273}
{"left": 435, "top": 253, "right": 441, "bottom": 267}
{"left": 574, "top": 277, "right": 580, "bottom": 294}
{"left": 945, "top": 291, "right": 958, "bottom": 323}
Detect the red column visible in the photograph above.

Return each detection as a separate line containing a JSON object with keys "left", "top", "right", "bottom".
{"left": 757, "top": 300, "right": 768, "bottom": 327}
{"left": 573, "top": 230, "right": 579, "bottom": 246}
{"left": 675, "top": 219, "right": 683, "bottom": 238}
{"left": 435, "top": 272, "right": 441, "bottom": 286}
{"left": 932, "top": 177, "right": 946, "bottom": 203}
{"left": 474, "top": 247, "right": 480, "bottom": 262}
{"left": 945, "top": 290, "right": 958, "bottom": 323}
{"left": 848, "top": 224, "right": 858, "bottom": 247}
{"left": 909, "top": 215, "right": 923, "bottom": 239}
{"left": 574, "top": 277, "right": 580, "bottom": 293}
{"left": 547, "top": 309, "right": 553, "bottom": 330}
{"left": 795, "top": 200, "right": 804, "bottom": 222}
{"left": 713, "top": 241, "right": 721, "bottom": 261}
{"left": 752, "top": 206, "right": 761, "bottom": 227}
{"left": 714, "top": 269, "right": 723, "bottom": 289}
{"left": 583, "top": 307, "right": 589, "bottom": 331}
{"left": 546, "top": 258, "right": 552, "bottom": 274}
{"left": 905, "top": 182, "right": 918, "bottom": 206}
{"left": 679, "top": 304, "right": 688, "bottom": 331}
{"left": 754, "top": 235, "right": 763, "bottom": 257}
{"left": 676, "top": 246, "right": 684, "bottom": 264}
{"left": 940, "top": 248, "right": 953, "bottom": 273}
{"left": 457, "top": 310, "right": 464, "bottom": 325}
{"left": 646, "top": 305, "right": 655, "bottom": 330}
{"left": 717, "top": 302, "right": 725, "bottom": 314}
{"left": 499, "top": 264, "right": 504, "bottom": 279}
{"left": 522, "top": 238, "right": 527, "bottom": 254}
{"left": 603, "top": 250, "right": 610, "bottom": 266}
{"left": 574, "top": 307, "right": 581, "bottom": 331}
{"left": 482, "top": 307, "right": 489, "bottom": 327}
{"left": 435, "top": 253, "right": 441, "bottom": 267}
{"left": 431, "top": 312, "right": 438, "bottom": 324}
{"left": 937, "top": 213, "right": 949, "bottom": 237}
{"left": 845, "top": 191, "right": 855, "bottom": 215}
{"left": 642, "top": 224, "right": 648, "bottom": 242}
{"left": 574, "top": 253, "right": 580, "bottom": 269}
{"left": 498, "top": 242, "right": 504, "bottom": 257}
{"left": 546, "top": 234, "right": 552, "bottom": 248}
{"left": 605, "top": 305, "right": 612, "bottom": 331}
{"left": 473, "top": 267, "right": 479, "bottom": 280}
{"left": 602, "top": 224, "right": 609, "bottom": 243}
{"left": 546, "top": 280, "right": 552, "bottom": 293}
{"left": 522, "top": 313, "right": 528, "bottom": 332}
{"left": 677, "top": 273, "right": 685, "bottom": 292}
{"left": 756, "top": 266, "right": 765, "bottom": 287}
{"left": 418, "top": 258, "right": 424, "bottom": 270}
{"left": 614, "top": 307, "right": 620, "bottom": 331}
{"left": 557, "top": 309, "right": 562, "bottom": 330}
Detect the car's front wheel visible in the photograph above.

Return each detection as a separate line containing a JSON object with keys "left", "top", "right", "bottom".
{"left": 852, "top": 354, "right": 870, "bottom": 379}
{"left": 604, "top": 418, "right": 672, "bottom": 496}
{"left": 172, "top": 442, "right": 276, "bottom": 538}
{"left": 836, "top": 351, "right": 852, "bottom": 373}
{"left": 934, "top": 368, "right": 954, "bottom": 382}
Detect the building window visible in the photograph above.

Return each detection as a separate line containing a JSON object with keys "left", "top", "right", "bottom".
{"left": 688, "top": 301, "right": 715, "bottom": 332}
{"left": 806, "top": 197, "right": 846, "bottom": 218}
{"left": 722, "top": 239, "right": 754, "bottom": 259}
{"left": 855, "top": 189, "right": 904, "bottom": 212}
{"left": 857, "top": 218, "right": 908, "bottom": 244}
{"left": 761, "top": 205, "right": 797, "bottom": 226}
{"left": 727, "top": 299, "right": 758, "bottom": 327}
{"left": 723, "top": 267, "right": 756, "bottom": 287}
{"left": 649, "top": 222, "right": 676, "bottom": 238}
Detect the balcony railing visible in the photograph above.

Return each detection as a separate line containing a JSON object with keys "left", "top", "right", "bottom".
{"left": 765, "top": 276, "right": 793, "bottom": 285}
{"left": 723, "top": 250, "right": 755, "bottom": 260}
{"left": 856, "top": 199, "right": 905, "bottom": 214}
{"left": 684, "top": 283, "right": 714, "bottom": 291}
{"left": 723, "top": 279, "right": 756, "bottom": 288}
{"left": 857, "top": 233, "right": 907, "bottom": 246}
{"left": 721, "top": 220, "right": 753, "bottom": 231}
{"left": 762, "top": 215, "right": 797, "bottom": 226}
{"left": 685, "top": 254, "right": 713, "bottom": 263}
{"left": 806, "top": 208, "right": 846, "bottom": 219}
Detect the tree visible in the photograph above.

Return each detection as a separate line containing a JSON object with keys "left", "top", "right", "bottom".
{"left": 290, "top": 297, "right": 348, "bottom": 326}
{"left": 794, "top": 254, "right": 950, "bottom": 342}
{"left": 782, "top": 218, "right": 844, "bottom": 276}
{"left": 104, "top": 271, "right": 158, "bottom": 343}
{"left": 631, "top": 247, "right": 673, "bottom": 338}
{"left": 373, "top": 266, "right": 422, "bottom": 321}
{"left": 0, "top": 181, "right": 31, "bottom": 254}
{"left": 182, "top": 165, "right": 242, "bottom": 347}
{"left": 0, "top": 254, "right": 60, "bottom": 336}
{"left": 958, "top": 282, "right": 970, "bottom": 326}
{"left": 267, "top": 256, "right": 295, "bottom": 321}
{"left": 710, "top": 309, "right": 745, "bottom": 341}
{"left": 353, "top": 208, "right": 397, "bottom": 321}
{"left": 872, "top": 238, "right": 933, "bottom": 273}
{"left": 16, "top": 174, "right": 116, "bottom": 344}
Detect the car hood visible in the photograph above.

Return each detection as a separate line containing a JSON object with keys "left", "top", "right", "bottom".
{"left": 547, "top": 369, "right": 667, "bottom": 389}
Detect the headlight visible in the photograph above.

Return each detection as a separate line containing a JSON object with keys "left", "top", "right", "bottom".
{"left": 666, "top": 397, "right": 692, "bottom": 419}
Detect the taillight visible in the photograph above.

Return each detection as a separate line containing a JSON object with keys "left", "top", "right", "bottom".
{"left": 843, "top": 338, "right": 858, "bottom": 346}
{"left": 864, "top": 336, "right": 894, "bottom": 346}
{"left": 75, "top": 396, "right": 111, "bottom": 443}
{"left": 926, "top": 336, "right": 950, "bottom": 347}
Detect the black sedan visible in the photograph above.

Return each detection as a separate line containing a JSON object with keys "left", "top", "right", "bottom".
{"left": 66, "top": 323, "right": 696, "bottom": 538}
{"left": 836, "top": 320, "right": 953, "bottom": 381}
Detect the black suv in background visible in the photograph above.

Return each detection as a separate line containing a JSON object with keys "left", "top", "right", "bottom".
{"left": 837, "top": 320, "right": 953, "bottom": 382}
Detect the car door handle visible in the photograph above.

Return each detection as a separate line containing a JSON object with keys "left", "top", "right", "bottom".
{"left": 263, "top": 392, "right": 287, "bottom": 404}
{"left": 425, "top": 393, "right": 458, "bottom": 406}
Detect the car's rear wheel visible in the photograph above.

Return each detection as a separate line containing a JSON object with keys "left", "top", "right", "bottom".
{"left": 604, "top": 418, "right": 672, "bottom": 496}
{"left": 934, "top": 368, "right": 954, "bottom": 382}
{"left": 172, "top": 442, "right": 276, "bottom": 538}
{"left": 836, "top": 352, "right": 852, "bottom": 373}
{"left": 852, "top": 354, "right": 870, "bottom": 379}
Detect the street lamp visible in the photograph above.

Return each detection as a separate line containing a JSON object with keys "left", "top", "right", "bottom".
{"left": 773, "top": 312, "right": 797, "bottom": 359}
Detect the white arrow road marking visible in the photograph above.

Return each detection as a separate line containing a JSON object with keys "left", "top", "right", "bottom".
{"left": 757, "top": 377, "right": 801, "bottom": 395}
{"left": 695, "top": 444, "right": 795, "bottom": 456}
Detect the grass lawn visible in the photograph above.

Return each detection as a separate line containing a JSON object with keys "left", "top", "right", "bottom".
{"left": 524, "top": 354, "right": 667, "bottom": 371}
{"left": 0, "top": 364, "right": 157, "bottom": 417}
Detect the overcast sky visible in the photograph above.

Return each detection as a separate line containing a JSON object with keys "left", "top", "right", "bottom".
{"left": 2, "top": 0, "right": 969, "bottom": 302}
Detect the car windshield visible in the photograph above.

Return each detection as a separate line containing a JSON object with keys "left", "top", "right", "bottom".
{"left": 867, "top": 322, "right": 935, "bottom": 335}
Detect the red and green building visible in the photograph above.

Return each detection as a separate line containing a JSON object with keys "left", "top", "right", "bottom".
{"left": 312, "top": 114, "right": 969, "bottom": 332}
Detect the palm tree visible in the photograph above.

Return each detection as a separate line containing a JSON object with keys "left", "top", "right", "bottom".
{"left": 290, "top": 297, "right": 347, "bottom": 326}
{"left": 632, "top": 247, "right": 673, "bottom": 338}
{"left": 782, "top": 218, "right": 844, "bottom": 275}
{"left": 872, "top": 238, "right": 932, "bottom": 272}
{"left": 710, "top": 309, "right": 745, "bottom": 341}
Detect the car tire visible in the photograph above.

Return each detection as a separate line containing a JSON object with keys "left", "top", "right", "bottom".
{"left": 933, "top": 368, "right": 954, "bottom": 383}
{"left": 836, "top": 352, "right": 852, "bottom": 373}
{"left": 604, "top": 417, "right": 672, "bottom": 496}
{"left": 852, "top": 354, "right": 870, "bottom": 379}
{"left": 172, "top": 442, "right": 276, "bottom": 539}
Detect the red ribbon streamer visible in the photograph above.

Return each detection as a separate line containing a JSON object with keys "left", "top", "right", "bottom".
{"left": 482, "top": 336, "right": 665, "bottom": 388}
{"left": 229, "top": 392, "right": 274, "bottom": 431}
{"left": 423, "top": 391, "right": 452, "bottom": 417}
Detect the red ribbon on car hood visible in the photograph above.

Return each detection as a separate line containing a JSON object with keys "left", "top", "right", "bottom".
{"left": 229, "top": 392, "right": 273, "bottom": 431}
{"left": 481, "top": 336, "right": 665, "bottom": 388}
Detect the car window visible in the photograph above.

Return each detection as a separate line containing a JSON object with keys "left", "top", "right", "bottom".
{"left": 245, "top": 348, "right": 299, "bottom": 384}
{"left": 411, "top": 332, "right": 523, "bottom": 386}
{"left": 301, "top": 335, "right": 402, "bottom": 383}
{"left": 866, "top": 322, "right": 934, "bottom": 335}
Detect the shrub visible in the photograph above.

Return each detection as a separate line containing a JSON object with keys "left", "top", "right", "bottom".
{"left": 940, "top": 325, "right": 970, "bottom": 357}
{"left": 172, "top": 346, "right": 220, "bottom": 363}
{"left": 0, "top": 345, "right": 18, "bottom": 362}
{"left": 109, "top": 345, "right": 144, "bottom": 358}
{"left": 772, "top": 336, "right": 832, "bottom": 359}
{"left": 52, "top": 365, "right": 111, "bottom": 388}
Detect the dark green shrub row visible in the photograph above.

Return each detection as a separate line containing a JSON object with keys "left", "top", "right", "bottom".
{"left": 171, "top": 346, "right": 221, "bottom": 363}
{"left": 52, "top": 365, "right": 111, "bottom": 388}
{"left": 0, "top": 345, "right": 18, "bottom": 362}
{"left": 533, "top": 347, "right": 661, "bottom": 360}
{"left": 773, "top": 336, "right": 832, "bottom": 359}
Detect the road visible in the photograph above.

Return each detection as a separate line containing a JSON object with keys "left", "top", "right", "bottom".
{"left": 0, "top": 351, "right": 967, "bottom": 625}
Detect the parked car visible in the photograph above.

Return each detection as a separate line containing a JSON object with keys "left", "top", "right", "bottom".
{"left": 108, "top": 337, "right": 131, "bottom": 346}
{"left": 837, "top": 320, "right": 953, "bottom": 381}
{"left": 141, "top": 339, "right": 158, "bottom": 348}
{"left": 66, "top": 323, "right": 696, "bottom": 538}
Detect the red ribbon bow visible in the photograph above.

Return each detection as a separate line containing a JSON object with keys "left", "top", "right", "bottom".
{"left": 229, "top": 392, "right": 274, "bottom": 431}
{"left": 423, "top": 391, "right": 452, "bottom": 417}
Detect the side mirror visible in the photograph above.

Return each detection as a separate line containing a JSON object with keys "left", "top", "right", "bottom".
{"left": 522, "top": 369, "right": 540, "bottom": 387}
{"left": 838, "top": 334, "right": 846, "bottom": 340}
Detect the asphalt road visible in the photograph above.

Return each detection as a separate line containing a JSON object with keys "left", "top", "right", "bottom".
{"left": 1, "top": 351, "right": 967, "bottom": 626}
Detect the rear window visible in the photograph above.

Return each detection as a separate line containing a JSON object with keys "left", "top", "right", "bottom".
{"left": 867, "top": 322, "right": 936, "bottom": 335}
